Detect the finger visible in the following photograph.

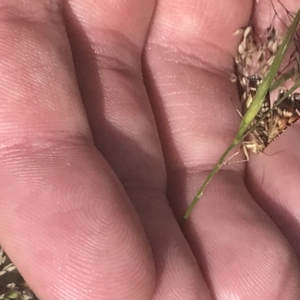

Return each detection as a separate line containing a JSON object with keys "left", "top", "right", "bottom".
{"left": 64, "top": 0, "right": 163, "bottom": 190}
{"left": 246, "top": 0, "right": 300, "bottom": 256}
{"left": 0, "top": 1, "right": 154, "bottom": 299}
{"left": 144, "top": 0, "right": 300, "bottom": 298}
{"left": 246, "top": 125, "right": 300, "bottom": 254}
{"left": 64, "top": 1, "right": 210, "bottom": 299}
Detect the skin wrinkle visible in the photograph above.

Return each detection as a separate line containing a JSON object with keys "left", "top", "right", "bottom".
{"left": 146, "top": 38, "right": 234, "bottom": 75}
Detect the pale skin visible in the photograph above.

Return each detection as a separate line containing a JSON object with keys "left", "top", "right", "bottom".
{"left": 1, "top": 0, "right": 300, "bottom": 299}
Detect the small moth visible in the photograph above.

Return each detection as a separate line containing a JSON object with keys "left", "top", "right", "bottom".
{"left": 243, "top": 75, "right": 300, "bottom": 156}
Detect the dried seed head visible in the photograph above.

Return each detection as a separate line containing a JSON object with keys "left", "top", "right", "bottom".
{"left": 0, "top": 248, "right": 38, "bottom": 300}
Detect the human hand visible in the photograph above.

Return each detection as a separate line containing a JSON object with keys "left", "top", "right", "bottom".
{"left": 1, "top": 0, "right": 300, "bottom": 299}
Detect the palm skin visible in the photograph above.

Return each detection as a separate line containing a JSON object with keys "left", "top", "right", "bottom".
{"left": 0, "top": 0, "right": 300, "bottom": 299}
